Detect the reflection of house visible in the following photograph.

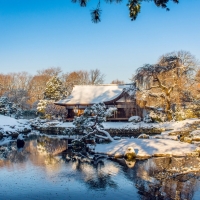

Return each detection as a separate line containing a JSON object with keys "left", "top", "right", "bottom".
{"left": 55, "top": 84, "right": 144, "bottom": 121}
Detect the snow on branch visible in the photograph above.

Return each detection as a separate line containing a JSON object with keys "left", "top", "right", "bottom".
{"left": 72, "top": 102, "right": 116, "bottom": 142}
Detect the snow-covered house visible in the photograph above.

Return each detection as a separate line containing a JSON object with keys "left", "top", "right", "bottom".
{"left": 55, "top": 84, "right": 143, "bottom": 121}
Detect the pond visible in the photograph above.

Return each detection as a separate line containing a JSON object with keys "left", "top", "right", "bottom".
{"left": 1, "top": 135, "right": 200, "bottom": 200}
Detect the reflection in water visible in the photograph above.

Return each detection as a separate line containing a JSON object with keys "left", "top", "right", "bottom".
{"left": 1, "top": 135, "right": 200, "bottom": 199}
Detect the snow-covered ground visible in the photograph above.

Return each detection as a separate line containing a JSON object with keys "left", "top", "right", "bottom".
{"left": 0, "top": 115, "right": 31, "bottom": 135}
{"left": 95, "top": 138, "right": 198, "bottom": 159}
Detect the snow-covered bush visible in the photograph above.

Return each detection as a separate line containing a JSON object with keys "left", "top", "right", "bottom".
{"left": 143, "top": 114, "right": 152, "bottom": 123}
{"left": 184, "top": 109, "right": 197, "bottom": 119}
{"left": 149, "top": 110, "right": 167, "bottom": 122}
{"left": 0, "top": 96, "right": 22, "bottom": 118}
{"left": 172, "top": 107, "right": 186, "bottom": 121}
{"left": 37, "top": 100, "right": 49, "bottom": 114}
{"left": 128, "top": 116, "right": 141, "bottom": 123}
{"left": 173, "top": 107, "right": 197, "bottom": 121}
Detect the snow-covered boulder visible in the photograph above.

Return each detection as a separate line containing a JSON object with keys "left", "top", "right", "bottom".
{"left": 124, "top": 147, "right": 136, "bottom": 160}
{"left": 128, "top": 116, "right": 141, "bottom": 123}
{"left": 138, "top": 134, "right": 150, "bottom": 139}
{"left": 190, "top": 130, "right": 200, "bottom": 141}
{"left": 113, "top": 136, "right": 121, "bottom": 140}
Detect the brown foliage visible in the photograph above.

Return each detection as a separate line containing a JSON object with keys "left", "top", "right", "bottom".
{"left": 133, "top": 51, "right": 199, "bottom": 120}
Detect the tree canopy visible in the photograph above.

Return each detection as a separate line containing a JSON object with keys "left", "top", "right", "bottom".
{"left": 72, "top": 0, "right": 179, "bottom": 23}
{"left": 132, "top": 51, "right": 199, "bottom": 120}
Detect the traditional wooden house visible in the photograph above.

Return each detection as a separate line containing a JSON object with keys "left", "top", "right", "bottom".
{"left": 55, "top": 84, "right": 143, "bottom": 121}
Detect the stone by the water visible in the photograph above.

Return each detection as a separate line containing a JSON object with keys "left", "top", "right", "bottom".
{"left": 17, "top": 139, "right": 25, "bottom": 148}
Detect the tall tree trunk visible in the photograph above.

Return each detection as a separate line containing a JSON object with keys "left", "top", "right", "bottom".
{"left": 165, "top": 94, "right": 172, "bottom": 121}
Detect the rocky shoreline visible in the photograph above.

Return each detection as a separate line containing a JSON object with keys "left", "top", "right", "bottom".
{"left": 31, "top": 125, "right": 164, "bottom": 137}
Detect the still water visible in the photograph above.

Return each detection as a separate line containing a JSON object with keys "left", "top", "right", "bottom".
{"left": 1, "top": 135, "right": 200, "bottom": 200}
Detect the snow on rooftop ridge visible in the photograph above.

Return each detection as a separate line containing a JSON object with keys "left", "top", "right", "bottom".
{"left": 56, "top": 84, "right": 134, "bottom": 105}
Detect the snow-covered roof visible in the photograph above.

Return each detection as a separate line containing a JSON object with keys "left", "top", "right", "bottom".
{"left": 55, "top": 84, "right": 132, "bottom": 106}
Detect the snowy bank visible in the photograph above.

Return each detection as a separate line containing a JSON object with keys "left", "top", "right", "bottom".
{"left": 95, "top": 138, "right": 198, "bottom": 159}
{"left": 30, "top": 118, "right": 200, "bottom": 139}
{"left": 0, "top": 115, "right": 31, "bottom": 138}
{"left": 31, "top": 118, "right": 200, "bottom": 130}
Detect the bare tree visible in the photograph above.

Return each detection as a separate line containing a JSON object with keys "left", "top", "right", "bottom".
{"left": 37, "top": 67, "right": 62, "bottom": 77}
{"left": 28, "top": 75, "right": 50, "bottom": 105}
{"left": 14, "top": 72, "right": 32, "bottom": 91}
{"left": 28, "top": 67, "right": 63, "bottom": 106}
{"left": 62, "top": 69, "right": 104, "bottom": 94}
{"left": 89, "top": 69, "right": 105, "bottom": 85}
{"left": 4, "top": 89, "right": 30, "bottom": 110}
{"left": 0, "top": 72, "right": 32, "bottom": 109}
{"left": 63, "top": 71, "right": 84, "bottom": 94}
{"left": 111, "top": 79, "right": 125, "bottom": 84}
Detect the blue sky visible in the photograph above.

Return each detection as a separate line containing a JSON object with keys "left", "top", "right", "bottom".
{"left": 0, "top": 0, "right": 199, "bottom": 83}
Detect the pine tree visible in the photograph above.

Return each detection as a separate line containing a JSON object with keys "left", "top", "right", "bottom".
{"left": 72, "top": 0, "right": 179, "bottom": 23}
{"left": 71, "top": 103, "right": 116, "bottom": 142}
{"left": 44, "top": 76, "right": 65, "bottom": 101}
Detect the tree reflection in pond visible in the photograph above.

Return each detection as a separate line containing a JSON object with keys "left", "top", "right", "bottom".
{"left": 70, "top": 159, "right": 118, "bottom": 190}
{"left": 1, "top": 136, "right": 200, "bottom": 199}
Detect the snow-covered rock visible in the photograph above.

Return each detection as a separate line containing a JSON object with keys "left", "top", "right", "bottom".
{"left": 124, "top": 147, "right": 136, "bottom": 160}
{"left": 190, "top": 130, "right": 200, "bottom": 141}
{"left": 113, "top": 136, "right": 121, "bottom": 140}
{"left": 128, "top": 116, "right": 141, "bottom": 123}
{"left": 138, "top": 134, "right": 150, "bottom": 139}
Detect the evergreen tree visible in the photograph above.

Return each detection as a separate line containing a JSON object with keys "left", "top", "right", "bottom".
{"left": 71, "top": 103, "right": 116, "bottom": 142}
{"left": 72, "top": 0, "right": 179, "bottom": 23}
{"left": 44, "top": 76, "right": 65, "bottom": 101}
